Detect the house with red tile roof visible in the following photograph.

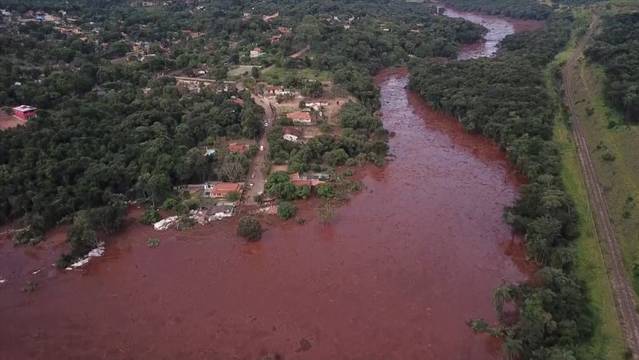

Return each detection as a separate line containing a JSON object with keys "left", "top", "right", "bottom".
{"left": 209, "top": 182, "right": 243, "bottom": 199}
{"left": 12, "top": 105, "right": 37, "bottom": 121}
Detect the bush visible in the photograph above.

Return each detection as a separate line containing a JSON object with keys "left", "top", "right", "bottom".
{"left": 317, "top": 184, "right": 335, "bottom": 199}
{"left": 162, "top": 198, "right": 178, "bottom": 210}
{"left": 237, "top": 216, "right": 263, "bottom": 241}
{"left": 147, "top": 237, "right": 161, "bottom": 248}
{"left": 226, "top": 191, "right": 241, "bottom": 202}
{"left": 277, "top": 201, "right": 297, "bottom": 220}
{"left": 140, "top": 207, "right": 161, "bottom": 225}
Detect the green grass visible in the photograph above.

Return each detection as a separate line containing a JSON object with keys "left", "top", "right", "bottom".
{"left": 545, "top": 13, "right": 625, "bottom": 357}
{"left": 555, "top": 123, "right": 626, "bottom": 359}
{"left": 574, "top": 55, "right": 639, "bottom": 292}
{"left": 260, "top": 66, "right": 332, "bottom": 85}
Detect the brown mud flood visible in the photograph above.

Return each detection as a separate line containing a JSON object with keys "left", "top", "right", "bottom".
{"left": 1, "top": 11, "right": 540, "bottom": 360}
{"left": 439, "top": 5, "right": 544, "bottom": 59}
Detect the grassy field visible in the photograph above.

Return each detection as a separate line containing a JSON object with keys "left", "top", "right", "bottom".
{"left": 546, "top": 10, "right": 625, "bottom": 357}
{"left": 571, "top": 46, "right": 639, "bottom": 292}
{"left": 554, "top": 121, "right": 626, "bottom": 359}
{"left": 260, "top": 66, "right": 332, "bottom": 85}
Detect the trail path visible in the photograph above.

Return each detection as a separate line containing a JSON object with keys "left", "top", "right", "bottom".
{"left": 562, "top": 13, "right": 639, "bottom": 358}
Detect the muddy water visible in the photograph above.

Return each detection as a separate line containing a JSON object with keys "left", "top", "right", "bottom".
{"left": 1, "top": 12, "right": 538, "bottom": 360}
{"left": 440, "top": 5, "right": 544, "bottom": 59}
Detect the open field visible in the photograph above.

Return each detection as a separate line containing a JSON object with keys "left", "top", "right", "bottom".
{"left": 572, "top": 45, "right": 639, "bottom": 291}
{"left": 260, "top": 66, "right": 332, "bottom": 84}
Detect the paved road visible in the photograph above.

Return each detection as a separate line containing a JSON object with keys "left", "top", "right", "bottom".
{"left": 244, "top": 95, "right": 275, "bottom": 205}
{"left": 563, "top": 13, "right": 639, "bottom": 358}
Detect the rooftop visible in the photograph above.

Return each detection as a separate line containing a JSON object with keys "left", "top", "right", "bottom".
{"left": 13, "top": 105, "right": 37, "bottom": 112}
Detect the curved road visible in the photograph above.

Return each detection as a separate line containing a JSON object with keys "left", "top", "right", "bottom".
{"left": 562, "top": 13, "right": 639, "bottom": 358}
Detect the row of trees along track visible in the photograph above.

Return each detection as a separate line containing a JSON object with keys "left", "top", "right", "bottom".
{"left": 562, "top": 12, "right": 639, "bottom": 358}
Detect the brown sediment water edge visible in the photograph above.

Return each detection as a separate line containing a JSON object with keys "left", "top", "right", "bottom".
{"left": 436, "top": 3, "right": 545, "bottom": 60}
{"left": 0, "top": 70, "right": 535, "bottom": 359}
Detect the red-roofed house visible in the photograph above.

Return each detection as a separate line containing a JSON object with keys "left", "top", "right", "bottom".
{"left": 289, "top": 173, "right": 324, "bottom": 187}
{"left": 13, "top": 105, "right": 37, "bottom": 121}
{"left": 209, "top": 182, "right": 243, "bottom": 198}
{"left": 228, "top": 143, "right": 250, "bottom": 154}
{"left": 286, "top": 111, "right": 312, "bottom": 124}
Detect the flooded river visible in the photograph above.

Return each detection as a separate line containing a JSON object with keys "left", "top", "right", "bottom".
{"left": 0, "top": 9, "right": 542, "bottom": 360}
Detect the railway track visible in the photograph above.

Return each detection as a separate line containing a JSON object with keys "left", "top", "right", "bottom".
{"left": 562, "top": 13, "right": 639, "bottom": 358}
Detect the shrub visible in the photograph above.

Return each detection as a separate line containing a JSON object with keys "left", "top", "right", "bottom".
{"left": 162, "top": 198, "right": 178, "bottom": 210}
{"left": 317, "top": 184, "right": 335, "bottom": 199}
{"left": 140, "top": 207, "right": 161, "bottom": 225}
{"left": 226, "top": 191, "right": 241, "bottom": 202}
{"left": 277, "top": 201, "right": 297, "bottom": 220}
{"left": 237, "top": 216, "right": 263, "bottom": 241}
{"left": 147, "top": 238, "right": 161, "bottom": 248}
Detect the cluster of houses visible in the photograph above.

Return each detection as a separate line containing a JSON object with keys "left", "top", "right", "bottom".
{"left": 270, "top": 26, "right": 292, "bottom": 45}
{"left": 174, "top": 76, "right": 238, "bottom": 94}
{"left": 323, "top": 15, "right": 357, "bottom": 30}
{"left": 202, "top": 142, "right": 251, "bottom": 159}
{"left": 176, "top": 182, "right": 244, "bottom": 220}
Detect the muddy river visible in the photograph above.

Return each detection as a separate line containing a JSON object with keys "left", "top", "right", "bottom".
{"left": 0, "top": 9, "right": 542, "bottom": 360}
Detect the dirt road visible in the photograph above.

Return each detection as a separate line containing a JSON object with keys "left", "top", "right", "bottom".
{"left": 244, "top": 95, "right": 275, "bottom": 205}
{"left": 563, "top": 13, "right": 639, "bottom": 358}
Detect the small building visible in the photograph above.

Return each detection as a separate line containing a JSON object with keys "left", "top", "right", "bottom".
{"left": 290, "top": 173, "right": 324, "bottom": 187}
{"left": 12, "top": 105, "right": 37, "bottom": 121}
{"left": 228, "top": 142, "right": 250, "bottom": 154}
{"left": 270, "top": 34, "right": 282, "bottom": 44}
{"left": 262, "top": 12, "right": 279, "bottom": 22}
{"left": 277, "top": 26, "right": 291, "bottom": 34}
{"left": 209, "top": 182, "right": 243, "bottom": 199}
{"left": 250, "top": 47, "right": 264, "bottom": 59}
{"left": 204, "top": 147, "right": 217, "bottom": 156}
{"left": 282, "top": 127, "right": 303, "bottom": 142}
{"left": 304, "top": 102, "right": 329, "bottom": 111}
{"left": 286, "top": 111, "right": 312, "bottom": 124}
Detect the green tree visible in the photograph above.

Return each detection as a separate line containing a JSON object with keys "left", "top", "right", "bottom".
{"left": 277, "top": 201, "right": 297, "bottom": 220}
{"left": 237, "top": 216, "right": 263, "bottom": 241}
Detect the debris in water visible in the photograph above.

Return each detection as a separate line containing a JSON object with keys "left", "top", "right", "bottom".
{"left": 65, "top": 243, "right": 105, "bottom": 270}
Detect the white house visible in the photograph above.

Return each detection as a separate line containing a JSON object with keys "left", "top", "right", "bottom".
{"left": 250, "top": 47, "right": 264, "bottom": 58}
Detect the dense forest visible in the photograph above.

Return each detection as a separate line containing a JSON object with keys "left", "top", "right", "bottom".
{"left": 0, "top": 0, "right": 485, "bottom": 262}
{"left": 585, "top": 12, "right": 639, "bottom": 123}
{"left": 410, "top": 13, "right": 594, "bottom": 359}
{"left": 441, "top": 0, "right": 552, "bottom": 19}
